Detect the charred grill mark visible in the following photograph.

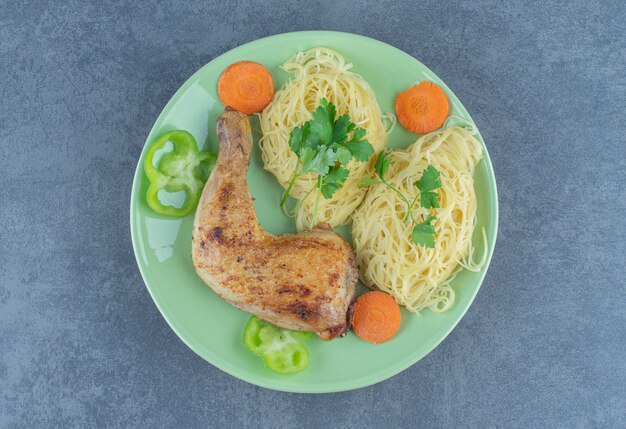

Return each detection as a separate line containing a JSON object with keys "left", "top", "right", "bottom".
{"left": 345, "top": 301, "right": 355, "bottom": 326}
{"left": 219, "top": 182, "right": 233, "bottom": 201}
{"left": 286, "top": 301, "right": 318, "bottom": 321}
{"left": 328, "top": 272, "right": 340, "bottom": 286}
{"left": 217, "top": 130, "right": 226, "bottom": 143}
{"left": 325, "top": 324, "right": 346, "bottom": 338}
{"left": 209, "top": 227, "right": 223, "bottom": 243}
{"left": 276, "top": 285, "right": 311, "bottom": 296}
{"left": 327, "top": 326, "right": 342, "bottom": 335}
{"left": 316, "top": 295, "right": 331, "bottom": 304}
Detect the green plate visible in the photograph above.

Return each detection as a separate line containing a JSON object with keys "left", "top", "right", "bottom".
{"left": 130, "top": 31, "right": 498, "bottom": 393}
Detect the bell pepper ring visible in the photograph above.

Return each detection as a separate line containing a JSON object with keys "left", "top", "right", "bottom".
{"left": 243, "top": 316, "right": 314, "bottom": 374}
{"left": 144, "top": 130, "right": 216, "bottom": 217}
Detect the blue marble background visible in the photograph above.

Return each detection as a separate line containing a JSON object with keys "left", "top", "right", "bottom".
{"left": 1, "top": 0, "right": 624, "bottom": 427}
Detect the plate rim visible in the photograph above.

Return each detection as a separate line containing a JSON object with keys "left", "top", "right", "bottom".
{"left": 130, "top": 30, "right": 499, "bottom": 393}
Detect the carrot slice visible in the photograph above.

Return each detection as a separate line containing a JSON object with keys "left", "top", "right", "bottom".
{"left": 218, "top": 61, "right": 274, "bottom": 115}
{"left": 352, "top": 291, "right": 401, "bottom": 344}
{"left": 395, "top": 81, "right": 449, "bottom": 134}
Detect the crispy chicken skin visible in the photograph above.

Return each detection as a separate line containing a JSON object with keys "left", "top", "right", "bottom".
{"left": 191, "top": 108, "right": 357, "bottom": 340}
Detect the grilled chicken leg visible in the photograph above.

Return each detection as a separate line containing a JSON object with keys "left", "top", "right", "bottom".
{"left": 191, "top": 108, "right": 358, "bottom": 340}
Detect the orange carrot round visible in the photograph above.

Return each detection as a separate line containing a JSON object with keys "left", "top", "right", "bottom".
{"left": 395, "top": 81, "right": 449, "bottom": 134}
{"left": 218, "top": 61, "right": 274, "bottom": 115}
{"left": 352, "top": 291, "right": 401, "bottom": 344}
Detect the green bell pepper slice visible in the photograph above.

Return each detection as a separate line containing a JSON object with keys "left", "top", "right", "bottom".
{"left": 144, "top": 130, "right": 216, "bottom": 217}
{"left": 243, "top": 316, "right": 314, "bottom": 374}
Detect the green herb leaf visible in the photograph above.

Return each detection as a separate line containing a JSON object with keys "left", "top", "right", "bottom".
{"left": 375, "top": 152, "right": 390, "bottom": 179}
{"left": 320, "top": 98, "right": 334, "bottom": 116}
{"left": 288, "top": 124, "right": 303, "bottom": 155}
{"left": 301, "top": 146, "right": 336, "bottom": 176}
{"left": 332, "top": 114, "right": 355, "bottom": 144}
{"left": 414, "top": 165, "right": 441, "bottom": 193}
{"left": 289, "top": 122, "right": 321, "bottom": 155}
{"left": 343, "top": 129, "right": 374, "bottom": 162}
{"left": 420, "top": 191, "right": 440, "bottom": 209}
{"left": 335, "top": 146, "right": 352, "bottom": 165}
{"left": 359, "top": 177, "right": 381, "bottom": 187}
{"left": 411, "top": 215, "right": 437, "bottom": 248}
{"left": 310, "top": 99, "right": 335, "bottom": 144}
{"left": 299, "top": 147, "right": 316, "bottom": 172}
{"left": 320, "top": 167, "right": 349, "bottom": 199}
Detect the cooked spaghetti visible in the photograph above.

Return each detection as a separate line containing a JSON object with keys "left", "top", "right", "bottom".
{"left": 352, "top": 126, "right": 488, "bottom": 314}
{"left": 259, "top": 48, "right": 388, "bottom": 230}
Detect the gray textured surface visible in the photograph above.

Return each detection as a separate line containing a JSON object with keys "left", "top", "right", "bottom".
{"left": 1, "top": 0, "right": 625, "bottom": 427}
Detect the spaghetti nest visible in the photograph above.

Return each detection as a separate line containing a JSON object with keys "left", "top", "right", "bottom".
{"left": 259, "top": 48, "right": 388, "bottom": 231}
{"left": 352, "top": 126, "right": 488, "bottom": 314}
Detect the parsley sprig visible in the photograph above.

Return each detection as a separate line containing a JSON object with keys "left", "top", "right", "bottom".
{"left": 281, "top": 99, "right": 375, "bottom": 228}
{"left": 360, "top": 152, "right": 442, "bottom": 248}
